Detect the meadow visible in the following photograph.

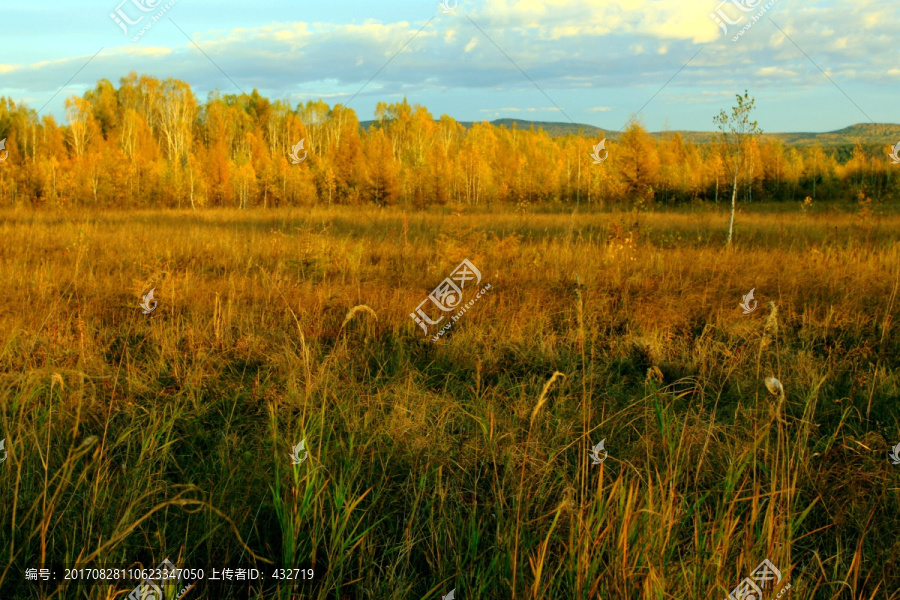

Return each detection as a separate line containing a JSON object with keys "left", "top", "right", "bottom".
{"left": 1, "top": 202, "right": 899, "bottom": 599}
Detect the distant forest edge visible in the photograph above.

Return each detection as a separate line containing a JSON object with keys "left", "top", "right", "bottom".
{"left": 0, "top": 73, "right": 897, "bottom": 209}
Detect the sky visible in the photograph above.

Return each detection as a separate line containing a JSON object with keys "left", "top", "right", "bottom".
{"left": 0, "top": 0, "right": 896, "bottom": 133}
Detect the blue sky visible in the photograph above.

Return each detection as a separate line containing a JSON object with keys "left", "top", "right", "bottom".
{"left": 0, "top": 0, "right": 895, "bottom": 133}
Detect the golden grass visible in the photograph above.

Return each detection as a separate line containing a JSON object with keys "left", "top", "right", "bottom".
{"left": 0, "top": 204, "right": 899, "bottom": 599}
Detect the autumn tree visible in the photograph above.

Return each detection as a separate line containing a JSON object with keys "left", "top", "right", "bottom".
{"left": 714, "top": 90, "right": 762, "bottom": 246}
{"left": 0, "top": 76, "right": 893, "bottom": 210}
{"left": 327, "top": 105, "right": 364, "bottom": 204}
{"left": 64, "top": 96, "right": 96, "bottom": 159}
{"left": 366, "top": 129, "right": 399, "bottom": 207}
{"left": 616, "top": 121, "right": 659, "bottom": 206}
{"left": 807, "top": 144, "right": 827, "bottom": 199}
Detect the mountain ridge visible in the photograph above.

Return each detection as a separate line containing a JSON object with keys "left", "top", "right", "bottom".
{"left": 358, "top": 119, "right": 900, "bottom": 146}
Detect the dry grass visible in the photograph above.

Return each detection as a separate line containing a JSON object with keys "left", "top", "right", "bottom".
{"left": 0, "top": 204, "right": 899, "bottom": 599}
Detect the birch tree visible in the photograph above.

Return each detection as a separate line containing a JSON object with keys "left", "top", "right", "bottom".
{"left": 714, "top": 90, "right": 761, "bottom": 246}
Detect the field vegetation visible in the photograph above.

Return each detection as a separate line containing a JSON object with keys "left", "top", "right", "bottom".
{"left": 1, "top": 202, "right": 899, "bottom": 599}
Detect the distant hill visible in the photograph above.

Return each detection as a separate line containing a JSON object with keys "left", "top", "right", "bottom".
{"left": 761, "top": 123, "right": 900, "bottom": 146}
{"left": 359, "top": 118, "right": 604, "bottom": 138}
{"left": 359, "top": 118, "right": 900, "bottom": 147}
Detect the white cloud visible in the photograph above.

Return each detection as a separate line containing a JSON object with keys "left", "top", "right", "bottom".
{"left": 1, "top": 0, "right": 896, "bottom": 128}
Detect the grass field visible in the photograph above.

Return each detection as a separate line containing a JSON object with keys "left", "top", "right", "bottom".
{"left": 1, "top": 203, "right": 899, "bottom": 599}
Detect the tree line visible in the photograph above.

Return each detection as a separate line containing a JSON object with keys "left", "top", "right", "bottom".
{"left": 0, "top": 73, "right": 896, "bottom": 209}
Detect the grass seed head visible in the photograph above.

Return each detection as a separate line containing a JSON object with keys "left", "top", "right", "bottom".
{"left": 765, "top": 377, "right": 785, "bottom": 401}
{"left": 530, "top": 371, "right": 566, "bottom": 426}
{"left": 646, "top": 366, "right": 664, "bottom": 385}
